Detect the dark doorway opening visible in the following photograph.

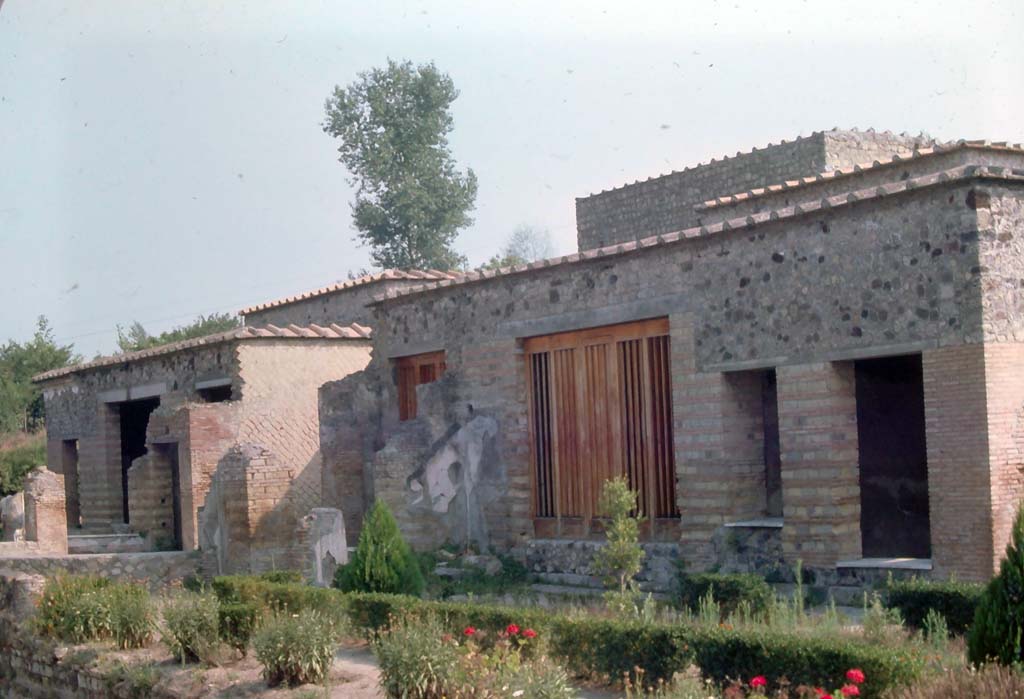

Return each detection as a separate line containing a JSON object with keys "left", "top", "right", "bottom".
{"left": 62, "top": 439, "right": 81, "bottom": 528}
{"left": 761, "top": 370, "right": 783, "bottom": 518}
{"left": 198, "top": 385, "right": 232, "bottom": 403}
{"left": 118, "top": 398, "right": 159, "bottom": 524}
{"left": 855, "top": 355, "right": 931, "bottom": 558}
{"left": 154, "top": 443, "right": 183, "bottom": 550}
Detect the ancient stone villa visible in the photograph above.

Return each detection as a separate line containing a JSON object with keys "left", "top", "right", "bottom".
{"left": 20, "top": 128, "right": 1024, "bottom": 590}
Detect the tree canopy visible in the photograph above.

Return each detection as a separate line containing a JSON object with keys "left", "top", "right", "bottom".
{"left": 0, "top": 317, "right": 79, "bottom": 432}
{"left": 116, "top": 312, "right": 241, "bottom": 353}
{"left": 323, "top": 59, "right": 477, "bottom": 271}
{"left": 480, "top": 225, "right": 554, "bottom": 271}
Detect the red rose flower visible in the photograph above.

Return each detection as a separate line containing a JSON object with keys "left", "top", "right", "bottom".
{"left": 841, "top": 685, "right": 860, "bottom": 697}
{"left": 814, "top": 689, "right": 827, "bottom": 697}
{"left": 506, "top": 624, "right": 520, "bottom": 635}
{"left": 463, "top": 627, "right": 476, "bottom": 636}
{"left": 846, "top": 669, "right": 865, "bottom": 685}
{"left": 750, "top": 676, "right": 767, "bottom": 688}
{"left": 523, "top": 628, "right": 537, "bottom": 639}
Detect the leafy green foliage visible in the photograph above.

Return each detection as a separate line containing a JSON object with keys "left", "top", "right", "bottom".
{"left": 218, "top": 602, "right": 259, "bottom": 655}
{"left": 253, "top": 610, "right": 338, "bottom": 687}
{"left": 115, "top": 312, "right": 240, "bottom": 353}
{"left": 375, "top": 615, "right": 572, "bottom": 699}
{"left": 0, "top": 316, "right": 78, "bottom": 433}
{"left": 479, "top": 225, "right": 554, "bottom": 271}
{"left": 323, "top": 59, "right": 477, "bottom": 271}
{"left": 678, "top": 573, "right": 774, "bottom": 618}
{"left": 968, "top": 504, "right": 1024, "bottom": 666}
{"left": 34, "top": 575, "right": 113, "bottom": 643}
{"left": 161, "top": 591, "right": 220, "bottom": 664}
{"left": 592, "top": 478, "right": 645, "bottom": 616}
{"left": 334, "top": 500, "right": 424, "bottom": 596}
{"left": 107, "top": 583, "right": 155, "bottom": 649}
{"left": 211, "top": 575, "right": 923, "bottom": 698}
{"left": 0, "top": 431, "right": 45, "bottom": 496}
{"left": 885, "top": 576, "right": 983, "bottom": 636}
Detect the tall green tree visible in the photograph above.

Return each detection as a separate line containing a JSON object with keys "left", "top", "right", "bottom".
{"left": 323, "top": 59, "right": 477, "bottom": 271}
{"left": 116, "top": 312, "right": 240, "bottom": 353}
{"left": 0, "top": 316, "right": 79, "bottom": 432}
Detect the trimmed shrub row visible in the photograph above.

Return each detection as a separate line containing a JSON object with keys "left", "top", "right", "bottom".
{"left": 885, "top": 578, "right": 984, "bottom": 635}
{"left": 212, "top": 575, "right": 922, "bottom": 698}
{"left": 678, "top": 572, "right": 775, "bottom": 616}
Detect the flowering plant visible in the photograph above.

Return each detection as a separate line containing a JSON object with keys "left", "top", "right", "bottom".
{"left": 737, "top": 667, "right": 866, "bottom": 699}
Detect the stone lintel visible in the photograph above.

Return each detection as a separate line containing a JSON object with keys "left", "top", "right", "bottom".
{"left": 195, "top": 377, "right": 232, "bottom": 390}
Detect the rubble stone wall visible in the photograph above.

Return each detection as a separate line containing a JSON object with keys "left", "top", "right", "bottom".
{"left": 575, "top": 129, "right": 935, "bottom": 250}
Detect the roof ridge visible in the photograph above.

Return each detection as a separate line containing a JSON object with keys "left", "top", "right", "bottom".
{"left": 376, "top": 164, "right": 1024, "bottom": 306}
{"left": 33, "top": 323, "right": 373, "bottom": 383}
{"left": 238, "top": 269, "right": 462, "bottom": 315}
{"left": 696, "top": 140, "right": 1024, "bottom": 211}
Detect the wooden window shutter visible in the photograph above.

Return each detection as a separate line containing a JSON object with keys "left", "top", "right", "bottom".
{"left": 525, "top": 318, "right": 678, "bottom": 537}
{"left": 396, "top": 351, "right": 446, "bottom": 421}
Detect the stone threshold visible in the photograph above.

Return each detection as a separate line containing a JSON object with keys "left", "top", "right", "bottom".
{"left": 835, "top": 557, "right": 932, "bottom": 571}
{"left": 723, "top": 517, "right": 784, "bottom": 529}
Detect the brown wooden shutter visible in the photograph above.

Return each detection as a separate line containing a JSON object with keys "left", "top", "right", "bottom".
{"left": 396, "top": 351, "right": 446, "bottom": 421}
{"left": 526, "top": 318, "right": 678, "bottom": 538}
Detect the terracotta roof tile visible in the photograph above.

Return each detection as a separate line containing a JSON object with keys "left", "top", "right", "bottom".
{"left": 373, "top": 164, "right": 1024, "bottom": 306}
{"left": 33, "top": 323, "right": 372, "bottom": 383}
{"left": 239, "top": 269, "right": 462, "bottom": 315}
{"left": 696, "top": 141, "right": 1024, "bottom": 211}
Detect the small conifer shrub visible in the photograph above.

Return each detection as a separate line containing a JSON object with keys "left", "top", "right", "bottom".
{"left": 968, "top": 503, "right": 1024, "bottom": 666}
{"left": 333, "top": 500, "right": 425, "bottom": 596}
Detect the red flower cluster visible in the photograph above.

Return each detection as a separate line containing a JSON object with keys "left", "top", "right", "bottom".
{"left": 750, "top": 676, "right": 767, "bottom": 689}
{"left": 506, "top": 624, "right": 520, "bottom": 635}
{"left": 846, "top": 669, "right": 865, "bottom": 685}
{"left": 523, "top": 628, "right": 537, "bottom": 638}
{"left": 463, "top": 627, "right": 476, "bottom": 636}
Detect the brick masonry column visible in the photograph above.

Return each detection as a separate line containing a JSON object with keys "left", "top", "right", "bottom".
{"left": 24, "top": 467, "right": 67, "bottom": 554}
{"left": 982, "top": 342, "right": 1024, "bottom": 575}
{"left": 776, "top": 362, "right": 861, "bottom": 567}
{"left": 922, "top": 345, "right": 993, "bottom": 580}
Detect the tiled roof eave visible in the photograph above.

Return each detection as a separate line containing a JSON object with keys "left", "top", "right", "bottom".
{"left": 371, "top": 165, "right": 1024, "bottom": 307}
{"left": 32, "top": 323, "right": 372, "bottom": 383}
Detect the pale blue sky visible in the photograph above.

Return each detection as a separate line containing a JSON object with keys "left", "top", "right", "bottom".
{"left": 1, "top": 1, "right": 1022, "bottom": 356}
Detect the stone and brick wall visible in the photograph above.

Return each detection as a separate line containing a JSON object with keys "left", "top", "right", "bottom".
{"left": 321, "top": 168, "right": 1024, "bottom": 582}
{"left": 0, "top": 551, "right": 206, "bottom": 590}
{"left": 574, "top": 129, "right": 935, "bottom": 251}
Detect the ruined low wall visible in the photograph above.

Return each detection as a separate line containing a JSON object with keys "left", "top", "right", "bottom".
{"left": 521, "top": 540, "right": 680, "bottom": 592}
{"left": 0, "top": 551, "right": 208, "bottom": 590}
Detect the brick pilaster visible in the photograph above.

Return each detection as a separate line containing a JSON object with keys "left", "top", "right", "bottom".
{"left": 776, "top": 362, "right": 861, "bottom": 566}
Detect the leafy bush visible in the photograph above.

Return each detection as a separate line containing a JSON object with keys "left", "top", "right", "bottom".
{"left": 258, "top": 570, "right": 303, "bottom": 585}
{"left": 374, "top": 615, "right": 461, "bottom": 698}
{"left": 375, "top": 615, "right": 572, "bottom": 699}
{"left": 550, "top": 617, "right": 686, "bottom": 685}
{"left": 885, "top": 577, "right": 983, "bottom": 635}
{"left": 218, "top": 602, "right": 259, "bottom": 655}
{"left": 0, "top": 432, "right": 45, "bottom": 497}
{"left": 968, "top": 504, "right": 1024, "bottom": 666}
{"left": 592, "top": 477, "right": 645, "bottom": 610}
{"left": 162, "top": 591, "right": 220, "bottom": 664}
{"left": 678, "top": 572, "right": 774, "bottom": 618}
{"left": 34, "top": 575, "right": 113, "bottom": 643}
{"left": 684, "top": 625, "right": 922, "bottom": 699}
{"left": 107, "top": 583, "right": 155, "bottom": 649}
{"left": 253, "top": 610, "right": 337, "bottom": 687}
{"left": 334, "top": 500, "right": 424, "bottom": 596}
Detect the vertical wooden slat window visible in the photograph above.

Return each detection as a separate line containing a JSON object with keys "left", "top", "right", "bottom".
{"left": 396, "top": 351, "right": 446, "bottom": 421}
{"left": 525, "top": 318, "right": 678, "bottom": 537}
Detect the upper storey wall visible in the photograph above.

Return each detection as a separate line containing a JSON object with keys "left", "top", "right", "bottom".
{"left": 574, "top": 130, "right": 934, "bottom": 251}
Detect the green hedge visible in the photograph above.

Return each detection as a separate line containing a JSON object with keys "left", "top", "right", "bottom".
{"left": 885, "top": 578, "right": 984, "bottom": 635}
{"left": 685, "top": 626, "right": 923, "bottom": 698}
{"left": 678, "top": 572, "right": 775, "bottom": 616}
{"left": 211, "top": 576, "right": 920, "bottom": 698}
